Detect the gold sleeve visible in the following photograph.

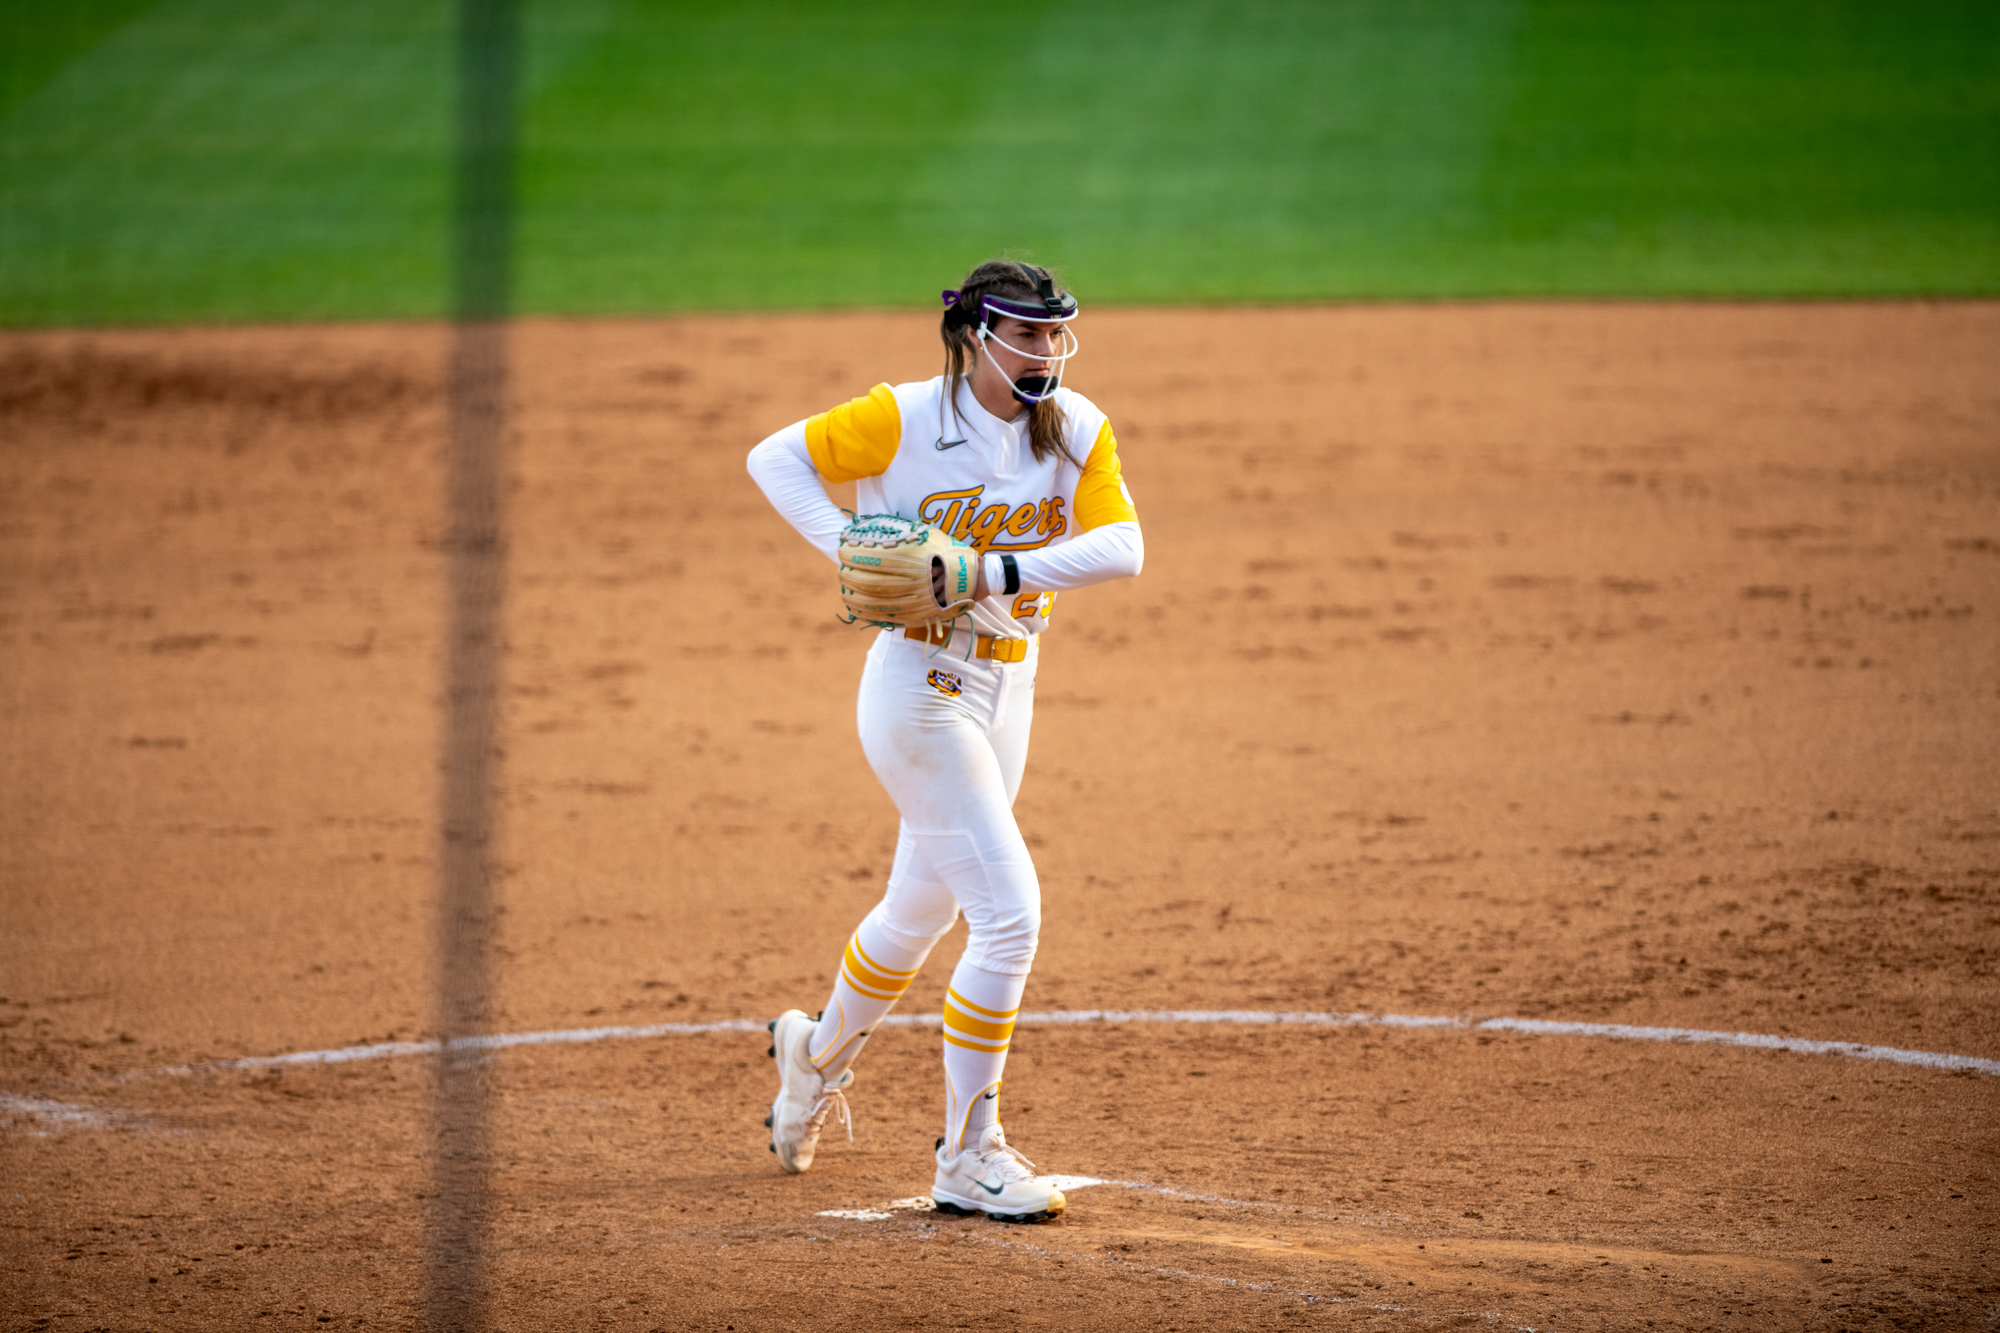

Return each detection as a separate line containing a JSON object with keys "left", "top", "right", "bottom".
{"left": 804, "top": 383, "right": 902, "bottom": 483}
{"left": 1072, "top": 419, "right": 1138, "bottom": 531}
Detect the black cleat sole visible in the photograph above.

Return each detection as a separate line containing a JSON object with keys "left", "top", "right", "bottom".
{"left": 931, "top": 1199, "right": 1059, "bottom": 1224}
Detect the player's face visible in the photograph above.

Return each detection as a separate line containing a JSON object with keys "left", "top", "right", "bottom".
{"left": 984, "top": 316, "right": 1067, "bottom": 378}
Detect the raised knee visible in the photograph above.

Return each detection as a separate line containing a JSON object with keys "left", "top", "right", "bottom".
{"left": 878, "top": 901, "right": 958, "bottom": 950}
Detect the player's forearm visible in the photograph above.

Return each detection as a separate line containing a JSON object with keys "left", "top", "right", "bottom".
{"left": 981, "top": 521, "right": 1143, "bottom": 595}
{"left": 746, "top": 422, "right": 846, "bottom": 563}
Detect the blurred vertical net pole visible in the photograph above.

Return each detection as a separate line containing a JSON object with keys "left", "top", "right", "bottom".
{"left": 430, "top": 0, "right": 518, "bottom": 1325}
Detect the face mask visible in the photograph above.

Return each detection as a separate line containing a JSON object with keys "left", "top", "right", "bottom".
{"left": 977, "top": 320, "right": 1080, "bottom": 405}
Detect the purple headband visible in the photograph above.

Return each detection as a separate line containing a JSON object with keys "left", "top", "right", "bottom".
{"left": 981, "top": 292, "right": 1077, "bottom": 322}
{"left": 939, "top": 281, "right": 1077, "bottom": 328}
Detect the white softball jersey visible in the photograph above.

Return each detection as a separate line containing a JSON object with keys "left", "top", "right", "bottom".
{"left": 747, "top": 374, "right": 1143, "bottom": 640}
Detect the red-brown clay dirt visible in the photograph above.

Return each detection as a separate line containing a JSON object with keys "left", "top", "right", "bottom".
{"left": 2, "top": 303, "right": 1997, "bottom": 1330}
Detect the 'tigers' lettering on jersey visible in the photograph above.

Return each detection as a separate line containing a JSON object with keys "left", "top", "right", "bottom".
{"left": 919, "top": 485, "right": 1068, "bottom": 551}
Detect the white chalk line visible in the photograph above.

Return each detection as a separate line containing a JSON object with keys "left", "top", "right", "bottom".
{"left": 120, "top": 1008, "right": 2000, "bottom": 1080}
{"left": 0, "top": 1093, "right": 146, "bottom": 1135}
{"left": 810, "top": 1186, "right": 1538, "bottom": 1331}
{"left": 818, "top": 1176, "right": 1400, "bottom": 1228}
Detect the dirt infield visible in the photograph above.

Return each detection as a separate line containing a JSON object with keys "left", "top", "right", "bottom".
{"left": 2, "top": 302, "right": 1996, "bottom": 1330}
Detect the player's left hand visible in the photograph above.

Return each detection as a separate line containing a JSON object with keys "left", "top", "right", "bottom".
{"left": 935, "top": 552, "right": 989, "bottom": 603}
{"left": 838, "top": 515, "right": 978, "bottom": 628}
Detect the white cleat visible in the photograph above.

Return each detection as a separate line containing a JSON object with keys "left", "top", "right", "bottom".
{"left": 930, "top": 1123, "right": 1066, "bottom": 1223}
{"left": 766, "top": 1008, "right": 853, "bottom": 1174}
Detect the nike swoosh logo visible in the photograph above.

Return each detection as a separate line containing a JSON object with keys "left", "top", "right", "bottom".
{"left": 972, "top": 1177, "right": 1005, "bottom": 1195}
{"left": 982, "top": 1091, "right": 997, "bottom": 1100}
{"left": 935, "top": 437, "right": 968, "bottom": 451}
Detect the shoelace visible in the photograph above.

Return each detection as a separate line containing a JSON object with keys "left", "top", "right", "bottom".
{"left": 971, "top": 1137, "right": 1037, "bottom": 1181}
{"left": 807, "top": 1084, "right": 852, "bottom": 1143}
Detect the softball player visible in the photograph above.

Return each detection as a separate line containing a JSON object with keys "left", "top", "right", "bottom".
{"left": 744, "top": 260, "right": 1143, "bottom": 1222}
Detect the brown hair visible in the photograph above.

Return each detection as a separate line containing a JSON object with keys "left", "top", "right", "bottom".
{"left": 940, "top": 259, "right": 1077, "bottom": 468}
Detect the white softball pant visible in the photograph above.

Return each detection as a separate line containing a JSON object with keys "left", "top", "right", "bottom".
{"left": 855, "top": 629, "right": 1041, "bottom": 975}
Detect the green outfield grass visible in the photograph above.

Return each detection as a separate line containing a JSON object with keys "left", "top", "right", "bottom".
{"left": 2, "top": 0, "right": 1995, "bottom": 325}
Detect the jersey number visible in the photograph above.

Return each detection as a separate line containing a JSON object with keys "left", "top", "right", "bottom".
{"left": 1012, "top": 591, "right": 1056, "bottom": 621}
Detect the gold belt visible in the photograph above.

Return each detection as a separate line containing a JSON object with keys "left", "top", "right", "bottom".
{"left": 904, "top": 624, "right": 1032, "bottom": 663}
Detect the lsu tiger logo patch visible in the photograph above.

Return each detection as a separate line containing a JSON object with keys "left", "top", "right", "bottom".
{"left": 926, "top": 668, "right": 963, "bottom": 697}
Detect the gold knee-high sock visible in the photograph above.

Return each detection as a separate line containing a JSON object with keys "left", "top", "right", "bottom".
{"left": 807, "top": 927, "right": 926, "bottom": 1078}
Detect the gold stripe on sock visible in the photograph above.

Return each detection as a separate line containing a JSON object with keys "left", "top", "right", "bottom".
{"left": 943, "top": 1030, "right": 1010, "bottom": 1053}
{"left": 841, "top": 938, "right": 916, "bottom": 1001}
{"left": 839, "top": 963, "right": 906, "bottom": 1002}
{"left": 943, "top": 992, "right": 1016, "bottom": 1048}
{"left": 944, "top": 986, "right": 1019, "bottom": 1021}
{"left": 851, "top": 937, "right": 920, "bottom": 981}
{"left": 943, "top": 1010, "right": 1014, "bottom": 1044}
